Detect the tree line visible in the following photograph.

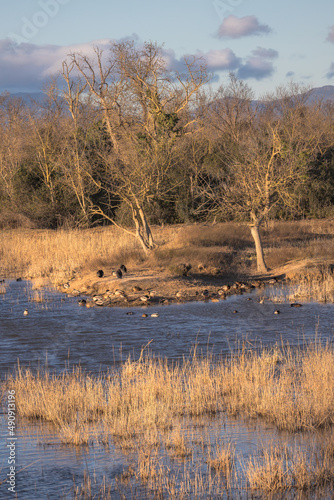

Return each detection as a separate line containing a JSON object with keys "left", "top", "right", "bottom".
{"left": 1, "top": 41, "right": 334, "bottom": 269}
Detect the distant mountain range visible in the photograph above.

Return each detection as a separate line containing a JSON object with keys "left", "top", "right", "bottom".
{"left": 6, "top": 85, "right": 334, "bottom": 106}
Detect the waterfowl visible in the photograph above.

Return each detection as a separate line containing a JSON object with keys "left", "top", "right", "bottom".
{"left": 202, "top": 290, "right": 209, "bottom": 297}
{"left": 113, "top": 269, "right": 122, "bottom": 279}
{"left": 85, "top": 301, "right": 94, "bottom": 308}
{"left": 63, "top": 283, "right": 70, "bottom": 289}
{"left": 274, "top": 310, "right": 280, "bottom": 315}
{"left": 120, "top": 264, "right": 127, "bottom": 273}
{"left": 259, "top": 298, "right": 265, "bottom": 304}
{"left": 151, "top": 313, "right": 159, "bottom": 317}
{"left": 16, "top": 277, "right": 22, "bottom": 282}
{"left": 126, "top": 311, "right": 134, "bottom": 315}
{"left": 175, "top": 291, "right": 183, "bottom": 298}
{"left": 93, "top": 295, "right": 104, "bottom": 302}
{"left": 97, "top": 270, "right": 104, "bottom": 278}
{"left": 78, "top": 299, "right": 86, "bottom": 306}
{"left": 290, "top": 303, "right": 302, "bottom": 308}
{"left": 211, "top": 298, "right": 220, "bottom": 303}
{"left": 217, "top": 289, "right": 225, "bottom": 296}
{"left": 72, "top": 289, "right": 80, "bottom": 296}
{"left": 233, "top": 310, "right": 238, "bottom": 314}
{"left": 114, "top": 289, "right": 126, "bottom": 297}
{"left": 222, "top": 285, "right": 230, "bottom": 292}
{"left": 142, "top": 313, "right": 148, "bottom": 318}
{"left": 23, "top": 308, "right": 29, "bottom": 316}
{"left": 133, "top": 286, "right": 142, "bottom": 292}
{"left": 140, "top": 295, "right": 150, "bottom": 302}
{"left": 94, "top": 299, "right": 104, "bottom": 306}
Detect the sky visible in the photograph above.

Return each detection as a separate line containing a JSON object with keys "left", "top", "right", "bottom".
{"left": 0, "top": 0, "right": 333, "bottom": 97}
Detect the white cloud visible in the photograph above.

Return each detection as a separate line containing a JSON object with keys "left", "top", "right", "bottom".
{"left": 0, "top": 38, "right": 112, "bottom": 92}
{"left": 217, "top": 15, "right": 271, "bottom": 39}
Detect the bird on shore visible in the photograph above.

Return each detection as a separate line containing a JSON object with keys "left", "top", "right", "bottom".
{"left": 78, "top": 299, "right": 86, "bottom": 306}
{"left": 97, "top": 270, "right": 104, "bottom": 278}
{"left": 120, "top": 264, "right": 127, "bottom": 273}
{"left": 113, "top": 269, "right": 122, "bottom": 279}
{"left": 140, "top": 295, "right": 150, "bottom": 302}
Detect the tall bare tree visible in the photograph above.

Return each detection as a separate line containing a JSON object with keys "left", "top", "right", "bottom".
{"left": 63, "top": 40, "right": 209, "bottom": 252}
{"left": 204, "top": 77, "right": 332, "bottom": 272}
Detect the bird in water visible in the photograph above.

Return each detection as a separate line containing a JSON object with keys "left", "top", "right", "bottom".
{"left": 274, "top": 310, "right": 280, "bottom": 315}
{"left": 142, "top": 313, "right": 148, "bottom": 318}
{"left": 78, "top": 299, "right": 86, "bottom": 306}
{"left": 151, "top": 313, "right": 159, "bottom": 317}
{"left": 23, "top": 309, "right": 29, "bottom": 316}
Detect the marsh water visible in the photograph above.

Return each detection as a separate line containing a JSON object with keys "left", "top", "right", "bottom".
{"left": 0, "top": 279, "right": 334, "bottom": 499}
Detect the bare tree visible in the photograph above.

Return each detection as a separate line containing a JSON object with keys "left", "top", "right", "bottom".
{"left": 63, "top": 40, "right": 209, "bottom": 252}
{"left": 205, "top": 77, "right": 331, "bottom": 272}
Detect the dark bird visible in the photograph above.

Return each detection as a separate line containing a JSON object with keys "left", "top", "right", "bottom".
{"left": 16, "top": 277, "right": 22, "bottom": 282}
{"left": 274, "top": 310, "right": 280, "bottom": 315}
{"left": 78, "top": 299, "right": 87, "bottom": 306}
{"left": 116, "top": 269, "right": 122, "bottom": 279}
{"left": 120, "top": 264, "right": 127, "bottom": 273}
{"left": 97, "top": 270, "right": 104, "bottom": 278}
{"left": 290, "top": 303, "right": 302, "bottom": 308}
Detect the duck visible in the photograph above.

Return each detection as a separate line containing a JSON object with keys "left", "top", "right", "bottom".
{"left": 175, "top": 291, "right": 183, "bottom": 298}
{"left": 290, "top": 303, "right": 302, "bottom": 308}
{"left": 133, "top": 286, "right": 142, "bottom": 292}
{"left": 78, "top": 299, "right": 86, "bottom": 306}
{"left": 233, "top": 310, "right": 238, "bottom": 314}
{"left": 113, "top": 269, "right": 122, "bottom": 279}
{"left": 23, "top": 308, "right": 29, "bottom": 316}
{"left": 202, "top": 289, "right": 209, "bottom": 297}
{"left": 274, "top": 310, "right": 280, "bottom": 315}
{"left": 114, "top": 289, "right": 126, "bottom": 297}
{"left": 140, "top": 295, "right": 150, "bottom": 302}
{"left": 93, "top": 295, "right": 104, "bottom": 302}
{"left": 120, "top": 264, "right": 127, "bottom": 273}
{"left": 94, "top": 299, "right": 104, "bottom": 307}
{"left": 126, "top": 311, "right": 134, "bottom": 315}
{"left": 142, "top": 313, "right": 148, "bottom": 318}
{"left": 151, "top": 313, "right": 159, "bottom": 317}
{"left": 96, "top": 270, "right": 104, "bottom": 278}
{"left": 63, "top": 282, "right": 70, "bottom": 289}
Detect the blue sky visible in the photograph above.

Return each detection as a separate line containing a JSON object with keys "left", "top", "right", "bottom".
{"left": 0, "top": 0, "right": 333, "bottom": 97}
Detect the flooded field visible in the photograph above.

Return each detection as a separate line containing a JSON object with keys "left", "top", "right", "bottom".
{"left": 1, "top": 280, "right": 334, "bottom": 499}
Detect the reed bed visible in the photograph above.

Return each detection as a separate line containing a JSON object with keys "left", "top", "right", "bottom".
{"left": 4, "top": 340, "right": 334, "bottom": 497}
{"left": 287, "top": 267, "right": 334, "bottom": 303}
{"left": 6, "top": 341, "right": 334, "bottom": 437}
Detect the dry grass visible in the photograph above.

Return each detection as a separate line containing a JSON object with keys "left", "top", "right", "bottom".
{"left": 287, "top": 267, "right": 334, "bottom": 303}
{"left": 5, "top": 341, "right": 334, "bottom": 497}
{"left": 1, "top": 219, "right": 333, "bottom": 284}
{"left": 6, "top": 340, "right": 334, "bottom": 437}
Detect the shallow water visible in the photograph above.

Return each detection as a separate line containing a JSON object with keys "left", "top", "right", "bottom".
{"left": 0, "top": 280, "right": 333, "bottom": 375}
{"left": 0, "top": 280, "right": 334, "bottom": 499}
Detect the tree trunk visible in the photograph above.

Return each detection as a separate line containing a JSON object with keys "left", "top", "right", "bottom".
{"left": 132, "top": 206, "right": 155, "bottom": 254}
{"left": 250, "top": 223, "right": 268, "bottom": 273}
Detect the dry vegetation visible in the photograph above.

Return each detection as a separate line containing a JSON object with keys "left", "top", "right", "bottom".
{"left": 4, "top": 340, "right": 334, "bottom": 497}
{"left": 1, "top": 219, "right": 334, "bottom": 284}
